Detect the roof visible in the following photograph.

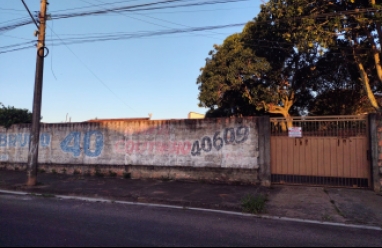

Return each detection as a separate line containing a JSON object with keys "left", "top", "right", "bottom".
{"left": 85, "top": 117, "right": 150, "bottom": 122}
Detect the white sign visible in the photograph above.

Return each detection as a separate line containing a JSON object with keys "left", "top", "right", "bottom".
{"left": 288, "top": 127, "right": 302, "bottom": 138}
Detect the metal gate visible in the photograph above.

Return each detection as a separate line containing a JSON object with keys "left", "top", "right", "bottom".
{"left": 270, "top": 115, "right": 371, "bottom": 188}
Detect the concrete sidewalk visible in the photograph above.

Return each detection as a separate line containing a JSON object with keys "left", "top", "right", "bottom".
{"left": 0, "top": 170, "right": 381, "bottom": 228}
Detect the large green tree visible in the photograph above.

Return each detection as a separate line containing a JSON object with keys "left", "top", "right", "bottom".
{"left": 258, "top": 0, "right": 382, "bottom": 111}
{"left": 198, "top": 0, "right": 382, "bottom": 120}
{"left": 197, "top": 33, "right": 272, "bottom": 117}
{"left": 0, "top": 103, "right": 32, "bottom": 128}
{"left": 307, "top": 41, "right": 376, "bottom": 115}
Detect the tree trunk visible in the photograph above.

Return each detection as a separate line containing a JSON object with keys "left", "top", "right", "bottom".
{"left": 355, "top": 57, "right": 381, "bottom": 112}
{"left": 263, "top": 92, "right": 294, "bottom": 132}
{"left": 367, "top": 30, "right": 382, "bottom": 82}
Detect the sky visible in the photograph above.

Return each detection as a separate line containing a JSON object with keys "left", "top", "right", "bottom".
{"left": 0, "top": 0, "right": 261, "bottom": 123}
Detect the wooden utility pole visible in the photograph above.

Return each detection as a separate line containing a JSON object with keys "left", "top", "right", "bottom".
{"left": 27, "top": 0, "right": 48, "bottom": 186}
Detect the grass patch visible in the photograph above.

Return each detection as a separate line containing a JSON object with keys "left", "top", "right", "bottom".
{"left": 38, "top": 169, "right": 46, "bottom": 174}
{"left": 123, "top": 172, "right": 131, "bottom": 179}
{"left": 51, "top": 169, "right": 57, "bottom": 174}
{"left": 241, "top": 194, "right": 268, "bottom": 214}
{"left": 73, "top": 170, "right": 81, "bottom": 175}
{"left": 322, "top": 214, "right": 332, "bottom": 221}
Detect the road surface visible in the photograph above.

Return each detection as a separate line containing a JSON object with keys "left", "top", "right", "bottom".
{"left": 0, "top": 194, "right": 381, "bottom": 247}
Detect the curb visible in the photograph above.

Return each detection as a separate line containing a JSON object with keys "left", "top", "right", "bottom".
{"left": 0, "top": 189, "right": 381, "bottom": 232}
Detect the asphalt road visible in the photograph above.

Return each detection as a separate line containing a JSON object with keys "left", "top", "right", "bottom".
{"left": 0, "top": 194, "right": 381, "bottom": 247}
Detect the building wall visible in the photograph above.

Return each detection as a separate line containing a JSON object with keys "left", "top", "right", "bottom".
{"left": 188, "top": 112, "right": 205, "bottom": 119}
{"left": 0, "top": 117, "right": 270, "bottom": 185}
{"left": 369, "top": 114, "right": 382, "bottom": 193}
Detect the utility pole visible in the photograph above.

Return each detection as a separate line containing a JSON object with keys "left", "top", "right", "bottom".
{"left": 26, "top": 0, "right": 48, "bottom": 186}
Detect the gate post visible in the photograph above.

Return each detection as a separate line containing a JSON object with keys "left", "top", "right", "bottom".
{"left": 369, "top": 114, "right": 382, "bottom": 194}
{"left": 258, "top": 116, "right": 271, "bottom": 187}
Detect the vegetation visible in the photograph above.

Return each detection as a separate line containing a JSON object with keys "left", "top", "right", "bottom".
{"left": 241, "top": 194, "right": 268, "bottom": 214}
{"left": 0, "top": 102, "right": 32, "bottom": 128}
{"left": 197, "top": 0, "right": 382, "bottom": 118}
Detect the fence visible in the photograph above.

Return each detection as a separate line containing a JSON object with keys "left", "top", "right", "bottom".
{"left": 270, "top": 115, "right": 370, "bottom": 188}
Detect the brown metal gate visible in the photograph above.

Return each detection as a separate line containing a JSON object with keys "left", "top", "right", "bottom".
{"left": 270, "top": 115, "right": 371, "bottom": 188}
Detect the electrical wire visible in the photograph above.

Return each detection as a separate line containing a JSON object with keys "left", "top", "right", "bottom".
{"left": 47, "top": 25, "right": 139, "bottom": 114}
{"left": 1, "top": 1, "right": 380, "bottom": 55}
{"left": 45, "top": 23, "right": 247, "bottom": 45}
{"left": 51, "top": 0, "right": 249, "bottom": 20}
{"left": 81, "top": 0, "right": 227, "bottom": 40}
{"left": 2, "top": 1, "right": 379, "bottom": 35}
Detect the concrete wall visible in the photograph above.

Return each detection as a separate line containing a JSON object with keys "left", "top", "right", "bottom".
{"left": 0, "top": 117, "right": 270, "bottom": 185}
{"left": 369, "top": 114, "right": 382, "bottom": 194}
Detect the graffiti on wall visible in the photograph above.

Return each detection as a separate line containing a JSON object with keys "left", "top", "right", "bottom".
{"left": 60, "top": 131, "right": 104, "bottom": 158}
{"left": 115, "top": 126, "right": 251, "bottom": 157}
{"left": 0, "top": 133, "right": 51, "bottom": 148}
{"left": 115, "top": 141, "right": 192, "bottom": 156}
{"left": 191, "top": 126, "right": 249, "bottom": 156}
{"left": 0, "top": 154, "right": 8, "bottom": 161}
{"left": 115, "top": 125, "right": 191, "bottom": 156}
{"left": 0, "top": 125, "right": 252, "bottom": 161}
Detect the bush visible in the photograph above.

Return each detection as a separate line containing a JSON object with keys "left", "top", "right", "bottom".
{"left": 241, "top": 194, "right": 268, "bottom": 214}
{"left": 0, "top": 103, "right": 32, "bottom": 128}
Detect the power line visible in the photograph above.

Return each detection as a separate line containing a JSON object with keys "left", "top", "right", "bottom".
{"left": 51, "top": 0, "right": 249, "bottom": 20}
{"left": 0, "top": 23, "right": 246, "bottom": 54}
{"left": 0, "top": 19, "right": 33, "bottom": 33}
{"left": 50, "top": 0, "right": 143, "bottom": 13}
{"left": 0, "top": 7, "right": 25, "bottom": 12}
{"left": 0, "top": 16, "right": 30, "bottom": 26}
{"left": 81, "top": 0, "right": 226, "bottom": 40}
{"left": 47, "top": 25, "right": 139, "bottom": 114}
{"left": 46, "top": 23, "right": 246, "bottom": 44}
{"left": 0, "top": 33, "right": 35, "bottom": 41}
{"left": 21, "top": 0, "right": 39, "bottom": 29}
{"left": 0, "top": 0, "right": 247, "bottom": 34}
{"left": 2, "top": 1, "right": 378, "bottom": 35}
{"left": 0, "top": 22, "right": 377, "bottom": 56}
{"left": 0, "top": 45, "right": 35, "bottom": 54}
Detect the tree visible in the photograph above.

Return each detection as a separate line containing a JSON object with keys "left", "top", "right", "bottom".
{"left": 259, "top": 0, "right": 382, "bottom": 112}
{"left": 0, "top": 103, "right": 32, "bottom": 128}
{"left": 307, "top": 42, "right": 376, "bottom": 115}
{"left": 198, "top": 0, "right": 382, "bottom": 121}
{"left": 197, "top": 33, "right": 272, "bottom": 117}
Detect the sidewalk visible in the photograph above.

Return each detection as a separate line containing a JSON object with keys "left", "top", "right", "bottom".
{"left": 0, "top": 170, "right": 381, "bottom": 228}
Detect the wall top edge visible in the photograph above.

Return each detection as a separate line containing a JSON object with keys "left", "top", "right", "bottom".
{"left": 1, "top": 116, "right": 268, "bottom": 129}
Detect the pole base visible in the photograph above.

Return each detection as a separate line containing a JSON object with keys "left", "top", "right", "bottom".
{"left": 26, "top": 177, "right": 37, "bottom": 187}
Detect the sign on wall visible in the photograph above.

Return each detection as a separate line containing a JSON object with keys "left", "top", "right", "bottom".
{"left": 288, "top": 127, "right": 302, "bottom": 138}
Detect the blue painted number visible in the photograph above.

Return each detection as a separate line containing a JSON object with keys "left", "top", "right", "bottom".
{"left": 60, "top": 132, "right": 81, "bottom": 157}
{"left": 61, "top": 131, "right": 104, "bottom": 157}
{"left": 84, "top": 131, "right": 104, "bottom": 157}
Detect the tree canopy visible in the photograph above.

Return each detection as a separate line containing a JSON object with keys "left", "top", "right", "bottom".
{"left": 0, "top": 103, "right": 32, "bottom": 128}
{"left": 197, "top": 0, "right": 382, "bottom": 119}
{"left": 197, "top": 33, "right": 272, "bottom": 117}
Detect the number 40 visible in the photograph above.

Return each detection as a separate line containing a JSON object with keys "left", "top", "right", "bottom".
{"left": 60, "top": 131, "right": 104, "bottom": 158}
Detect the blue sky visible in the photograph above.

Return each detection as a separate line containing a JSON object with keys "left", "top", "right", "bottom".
{"left": 1, "top": 0, "right": 261, "bottom": 123}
